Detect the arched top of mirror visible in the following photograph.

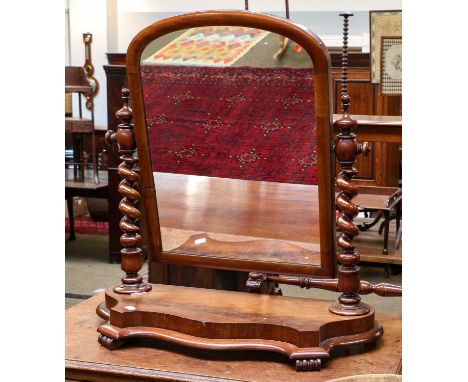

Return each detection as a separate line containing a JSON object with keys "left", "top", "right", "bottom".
{"left": 124, "top": 11, "right": 336, "bottom": 278}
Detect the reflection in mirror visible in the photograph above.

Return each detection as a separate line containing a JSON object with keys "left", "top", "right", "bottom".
{"left": 140, "top": 26, "right": 321, "bottom": 267}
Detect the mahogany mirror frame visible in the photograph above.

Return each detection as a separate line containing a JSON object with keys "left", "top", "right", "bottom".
{"left": 126, "top": 10, "right": 336, "bottom": 278}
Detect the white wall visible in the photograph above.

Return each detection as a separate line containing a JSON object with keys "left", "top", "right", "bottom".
{"left": 67, "top": 0, "right": 402, "bottom": 129}
{"left": 115, "top": 0, "right": 401, "bottom": 53}
{"left": 117, "top": 0, "right": 401, "bottom": 13}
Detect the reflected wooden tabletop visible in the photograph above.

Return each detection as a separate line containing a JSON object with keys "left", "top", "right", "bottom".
{"left": 152, "top": 172, "right": 393, "bottom": 244}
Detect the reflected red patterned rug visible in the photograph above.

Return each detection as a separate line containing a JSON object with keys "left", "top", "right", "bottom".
{"left": 141, "top": 65, "right": 318, "bottom": 185}
{"left": 65, "top": 216, "right": 108, "bottom": 235}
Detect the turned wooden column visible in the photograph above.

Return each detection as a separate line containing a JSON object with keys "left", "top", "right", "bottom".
{"left": 105, "top": 88, "right": 151, "bottom": 294}
{"left": 329, "top": 12, "right": 371, "bottom": 316}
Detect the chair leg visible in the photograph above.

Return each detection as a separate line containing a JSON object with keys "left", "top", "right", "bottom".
{"left": 382, "top": 211, "right": 390, "bottom": 255}
{"left": 359, "top": 210, "right": 384, "bottom": 231}
{"left": 67, "top": 196, "right": 76, "bottom": 241}
{"left": 395, "top": 224, "right": 402, "bottom": 249}
{"left": 92, "top": 129, "right": 99, "bottom": 184}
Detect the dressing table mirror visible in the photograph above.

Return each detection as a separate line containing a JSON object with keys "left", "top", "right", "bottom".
{"left": 136, "top": 22, "right": 334, "bottom": 278}
{"left": 97, "top": 10, "right": 401, "bottom": 372}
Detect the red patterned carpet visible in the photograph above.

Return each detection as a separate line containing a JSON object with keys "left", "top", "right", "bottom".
{"left": 65, "top": 216, "right": 108, "bottom": 235}
{"left": 141, "top": 65, "right": 318, "bottom": 184}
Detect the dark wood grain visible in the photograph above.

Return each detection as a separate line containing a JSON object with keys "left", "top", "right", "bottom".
{"left": 329, "top": 13, "right": 371, "bottom": 317}
{"left": 65, "top": 67, "right": 93, "bottom": 93}
{"left": 66, "top": 293, "right": 402, "bottom": 381}
{"left": 104, "top": 65, "right": 129, "bottom": 264}
{"left": 96, "top": 12, "right": 402, "bottom": 373}
{"left": 97, "top": 284, "right": 382, "bottom": 371}
{"left": 106, "top": 88, "right": 151, "bottom": 294}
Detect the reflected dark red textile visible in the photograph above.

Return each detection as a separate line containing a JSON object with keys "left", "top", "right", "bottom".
{"left": 65, "top": 216, "right": 108, "bottom": 235}
{"left": 141, "top": 65, "right": 318, "bottom": 184}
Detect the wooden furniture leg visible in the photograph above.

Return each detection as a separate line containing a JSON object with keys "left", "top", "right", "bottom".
{"left": 358, "top": 210, "right": 384, "bottom": 231}
{"left": 395, "top": 223, "right": 402, "bottom": 249}
{"left": 382, "top": 211, "right": 390, "bottom": 255}
{"left": 67, "top": 196, "right": 76, "bottom": 241}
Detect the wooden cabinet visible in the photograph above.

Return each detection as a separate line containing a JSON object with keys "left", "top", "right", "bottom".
{"left": 330, "top": 52, "right": 402, "bottom": 116}
{"left": 332, "top": 115, "right": 401, "bottom": 187}
{"left": 330, "top": 52, "right": 402, "bottom": 188}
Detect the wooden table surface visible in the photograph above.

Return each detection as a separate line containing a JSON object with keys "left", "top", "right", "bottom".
{"left": 65, "top": 169, "right": 108, "bottom": 191}
{"left": 66, "top": 293, "right": 402, "bottom": 382}
{"left": 153, "top": 172, "right": 394, "bottom": 243}
{"left": 151, "top": 173, "right": 401, "bottom": 265}
{"left": 333, "top": 114, "right": 401, "bottom": 127}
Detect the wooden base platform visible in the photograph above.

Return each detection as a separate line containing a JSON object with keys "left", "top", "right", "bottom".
{"left": 96, "top": 284, "right": 383, "bottom": 372}
{"left": 67, "top": 293, "right": 401, "bottom": 381}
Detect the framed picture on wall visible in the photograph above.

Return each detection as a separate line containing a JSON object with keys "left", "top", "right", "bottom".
{"left": 369, "top": 10, "right": 402, "bottom": 83}
{"left": 381, "top": 36, "right": 402, "bottom": 95}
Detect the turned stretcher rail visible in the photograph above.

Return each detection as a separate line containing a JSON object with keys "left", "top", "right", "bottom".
{"left": 259, "top": 274, "right": 402, "bottom": 297}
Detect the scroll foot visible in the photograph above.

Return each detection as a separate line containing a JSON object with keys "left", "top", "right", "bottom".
{"left": 295, "top": 358, "right": 322, "bottom": 371}
{"left": 98, "top": 334, "right": 126, "bottom": 350}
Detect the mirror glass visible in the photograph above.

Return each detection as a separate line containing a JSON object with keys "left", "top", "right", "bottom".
{"left": 140, "top": 26, "right": 322, "bottom": 267}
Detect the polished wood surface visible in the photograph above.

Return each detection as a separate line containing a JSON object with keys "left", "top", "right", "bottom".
{"left": 65, "top": 169, "right": 108, "bottom": 192}
{"left": 105, "top": 89, "right": 152, "bottom": 295}
{"left": 336, "top": 115, "right": 401, "bottom": 126}
{"left": 150, "top": 172, "right": 391, "bottom": 242}
{"left": 154, "top": 172, "right": 320, "bottom": 243}
{"left": 97, "top": 283, "right": 382, "bottom": 371}
{"left": 66, "top": 293, "right": 402, "bottom": 381}
{"left": 171, "top": 232, "right": 321, "bottom": 265}
{"left": 329, "top": 13, "right": 371, "bottom": 316}
{"left": 65, "top": 66, "right": 92, "bottom": 93}
{"left": 147, "top": 172, "right": 401, "bottom": 268}
{"left": 95, "top": 12, "right": 402, "bottom": 373}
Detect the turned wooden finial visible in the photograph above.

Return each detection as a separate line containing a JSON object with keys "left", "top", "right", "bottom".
{"left": 339, "top": 12, "right": 352, "bottom": 106}
{"left": 110, "top": 88, "right": 151, "bottom": 294}
{"left": 329, "top": 12, "right": 370, "bottom": 316}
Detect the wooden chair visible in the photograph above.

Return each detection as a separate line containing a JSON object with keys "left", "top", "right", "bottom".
{"left": 65, "top": 33, "right": 104, "bottom": 240}
{"left": 96, "top": 10, "right": 401, "bottom": 372}
{"left": 65, "top": 67, "right": 99, "bottom": 182}
{"left": 357, "top": 188, "right": 402, "bottom": 255}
